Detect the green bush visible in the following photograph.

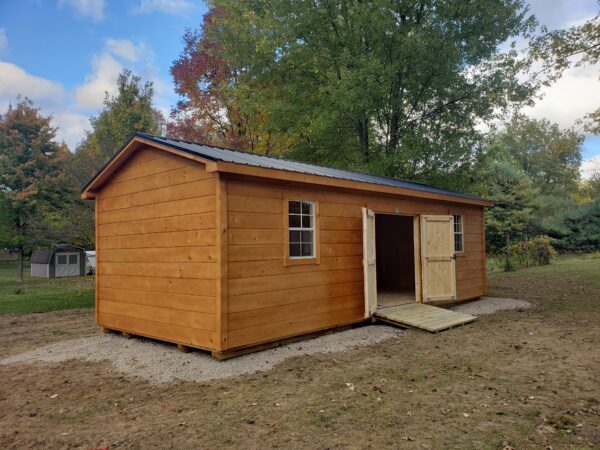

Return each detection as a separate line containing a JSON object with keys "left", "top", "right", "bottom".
{"left": 510, "top": 235, "right": 557, "bottom": 268}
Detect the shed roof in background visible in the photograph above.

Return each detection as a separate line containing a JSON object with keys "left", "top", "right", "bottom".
{"left": 82, "top": 133, "right": 493, "bottom": 206}
{"left": 30, "top": 246, "right": 85, "bottom": 265}
{"left": 30, "top": 249, "right": 52, "bottom": 264}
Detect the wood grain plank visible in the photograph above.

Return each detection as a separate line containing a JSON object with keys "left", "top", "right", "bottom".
{"left": 98, "top": 212, "right": 216, "bottom": 237}
{"left": 100, "top": 246, "right": 217, "bottom": 263}
{"left": 98, "top": 229, "right": 216, "bottom": 249}
{"left": 98, "top": 262, "right": 217, "bottom": 279}
{"left": 99, "top": 178, "right": 215, "bottom": 212}
{"left": 98, "top": 195, "right": 216, "bottom": 224}
{"left": 97, "top": 312, "right": 216, "bottom": 349}
{"left": 98, "top": 287, "right": 216, "bottom": 314}
{"left": 100, "top": 274, "right": 217, "bottom": 297}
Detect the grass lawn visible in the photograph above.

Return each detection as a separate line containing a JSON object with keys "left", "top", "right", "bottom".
{"left": 1, "top": 255, "right": 599, "bottom": 448}
{"left": 0, "top": 259, "right": 94, "bottom": 315}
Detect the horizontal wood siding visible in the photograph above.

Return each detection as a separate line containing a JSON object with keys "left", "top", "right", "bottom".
{"left": 225, "top": 177, "right": 486, "bottom": 349}
{"left": 96, "top": 147, "right": 218, "bottom": 350}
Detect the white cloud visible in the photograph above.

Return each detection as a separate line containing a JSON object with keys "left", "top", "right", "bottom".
{"left": 105, "top": 38, "right": 146, "bottom": 63}
{"left": 524, "top": 63, "right": 600, "bottom": 130}
{"left": 134, "top": 0, "right": 195, "bottom": 16}
{"left": 581, "top": 154, "right": 600, "bottom": 180}
{"left": 0, "top": 29, "right": 7, "bottom": 57}
{"left": 0, "top": 62, "right": 66, "bottom": 109}
{"left": 52, "top": 112, "right": 91, "bottom": 148}
{"left": 58, "top": 0, "right": 106, "bottom": 21}
{"left": 74, "top": 39, "right": 154, "bottom": 110}
{"left": 74, "top": 52, "right": 123, "bottom": 110}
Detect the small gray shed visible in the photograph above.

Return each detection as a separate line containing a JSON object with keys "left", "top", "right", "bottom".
{"left": 30, "top": 245, "right": 86, "bottom": 278}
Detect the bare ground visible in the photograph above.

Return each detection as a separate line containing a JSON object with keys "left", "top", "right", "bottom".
{"left": 1, "top": 263, "right": 599, "bottom": 449}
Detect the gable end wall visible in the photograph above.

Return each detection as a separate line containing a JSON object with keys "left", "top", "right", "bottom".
{"left": 95, "top": 146, "right": 219, "bottom": 350}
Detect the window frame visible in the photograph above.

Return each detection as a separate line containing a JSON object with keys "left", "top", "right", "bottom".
{"left": 453, "top": 215, "right": 464, "bottom": 254}
{"left": 284, "top": 199, "right": 320, "bottom": 266}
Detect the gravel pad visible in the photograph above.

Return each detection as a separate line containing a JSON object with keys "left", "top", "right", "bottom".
{"left": 1, "top": 325, "right": 403, "bottom": 384}
{"left": 450, "top": 296, "right": 532, "bottom": 316}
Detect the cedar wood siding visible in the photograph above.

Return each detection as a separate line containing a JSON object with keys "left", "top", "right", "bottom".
{"left": 95, "top": 146, "right": 219, "bottom": 350}
{"left": 224, "top": 175, "right": 486, "bottom": 350}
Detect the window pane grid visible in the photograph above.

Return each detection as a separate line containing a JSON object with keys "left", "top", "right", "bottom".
{"left": 453, "top": 215, "right": 464, "bottom": 253}
{"left": 288, "top": 200, "right": 315, "bottom": 258}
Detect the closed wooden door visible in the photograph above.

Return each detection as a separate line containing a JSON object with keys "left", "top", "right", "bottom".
{"left": 362, "top": 207, "right": 377, "bottom": 317}
{"left": 420, "top": 215, "right": 456, "bottom": 302}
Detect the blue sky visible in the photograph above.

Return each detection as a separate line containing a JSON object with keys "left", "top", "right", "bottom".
{"left": 0, "top": 0, "right": 598, "bottom": 177}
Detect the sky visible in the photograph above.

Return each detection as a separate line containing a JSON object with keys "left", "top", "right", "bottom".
{"left": 0, "top": 0, "right": 599, "bottom": 178}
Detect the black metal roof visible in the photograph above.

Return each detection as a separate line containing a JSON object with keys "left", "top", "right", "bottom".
{"left": 30, "top": 246, "right": 84, "bottom": 265}
{"left": 30, "top": 249, "right": 52, "bottom": 264}
{"left": 84, "top": 132, "right": 488, "bottom": 203}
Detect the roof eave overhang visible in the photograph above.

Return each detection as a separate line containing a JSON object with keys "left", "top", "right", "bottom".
{"left": 213, "top": 162, "right": 494, "bottom": 207}
{"left": 81, "top": 135, "right": 493, "bottom": 207}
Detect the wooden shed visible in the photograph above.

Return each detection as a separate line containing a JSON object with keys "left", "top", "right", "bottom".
{"left": 82, "top": 133, "right": 493, "bottom": 358}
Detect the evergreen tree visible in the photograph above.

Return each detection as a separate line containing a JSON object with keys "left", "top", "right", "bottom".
{"left": 484, "top": 160, "right": 537, "bottom": 254}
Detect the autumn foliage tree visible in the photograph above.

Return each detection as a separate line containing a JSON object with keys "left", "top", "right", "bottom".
{"left": 0, "top": 99, "right": 70, "bottom": 281}
{"left": 169, "top": 9, "right": 256, "bottom": 151}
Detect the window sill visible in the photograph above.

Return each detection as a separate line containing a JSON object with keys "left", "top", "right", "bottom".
{"left": 284, "top": 257, "right": 319, "bottom": 267}
{"left": 454, "top": 252, "right": 466, "bottom": 259}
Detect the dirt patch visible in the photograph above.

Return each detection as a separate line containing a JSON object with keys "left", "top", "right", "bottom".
{"left": 450, "top": 296, "right": 533, "bottom": 316}
{"left": 0, "top": 308, "right": 96, "bottom": 357}
{"left": 1, "top": 325, "right": 403, "bottom": 383}
{"left": 1, "top": 262, "right": 600, "bottom": 449}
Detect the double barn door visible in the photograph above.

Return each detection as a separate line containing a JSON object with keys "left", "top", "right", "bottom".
{"left": 362, "top": 209, "right": 456, "bottom": 317}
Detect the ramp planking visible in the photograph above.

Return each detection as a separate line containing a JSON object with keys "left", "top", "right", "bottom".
{"left": 374, "top": 303, "right": 476, "bottom": 332}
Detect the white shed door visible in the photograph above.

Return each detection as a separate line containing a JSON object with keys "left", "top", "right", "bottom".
{"left": 362, "top": 207, "right": 377, "bottom": 317}
{"left": 55, "top": 253, "right": 79, "bottom": 277}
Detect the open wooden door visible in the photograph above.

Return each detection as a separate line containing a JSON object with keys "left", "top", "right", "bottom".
{"left": 420, "top": 215, "right": 456, "bottom": 303}
{"left": 362, "top": 207, "right": 377, "bottom": 317}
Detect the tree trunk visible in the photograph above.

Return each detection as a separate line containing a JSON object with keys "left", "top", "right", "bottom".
{"left": 504, "top": 234, "right": 512, "bottom": 272}
{"left": 389, "top": 109, "right": 399, "bottom": 151}
{"left": 17, "top": 244, "right": 24, "bottom": 283}
{"left": 356, "top": 116, "right": 369, "bottom": 163}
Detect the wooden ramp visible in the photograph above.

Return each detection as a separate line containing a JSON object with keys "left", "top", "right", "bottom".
{"left": 374, "top": 303, "right": 476, "bottom": 332}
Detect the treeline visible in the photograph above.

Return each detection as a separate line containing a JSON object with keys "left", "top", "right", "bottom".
{"left": 1, "top": 0, "right": 599, "bottom": 281}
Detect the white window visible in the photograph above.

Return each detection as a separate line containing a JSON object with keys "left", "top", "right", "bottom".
{"left": 453, "top": 215, "right": 464, "bottom": 253}
{"left": 288, "top": 200, "right": 315, "bottom": 258}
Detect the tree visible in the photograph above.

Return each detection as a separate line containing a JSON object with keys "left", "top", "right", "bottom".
{"left": 71, "top": 69, "right": 165, "bottom": 183}
{"left": 484, "top": 160, "right": 537, "bottom": 255}
{"left": 553, "top": 197, "right": 600, "bottom": 253}
{"left": 491, "top": 115, "right": 583, "bottom": 196}
{"left": 67, "top": 70, "right": 165, "bottom": 248}
{"left": 529, "top": 11, "right": 600, "bottom": 132}
{"left": 0, "top": 99, "right": 70, "bottom": 281}
{"left": 178, "top": 0, "right": 538, "bottom": 188}
{"left": 169, "top": 9, "right": 254, "bottom": 150}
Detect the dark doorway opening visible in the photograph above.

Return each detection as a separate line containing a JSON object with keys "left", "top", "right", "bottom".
{"left": 375, "top": 214, "right": 415, "bottom": 307}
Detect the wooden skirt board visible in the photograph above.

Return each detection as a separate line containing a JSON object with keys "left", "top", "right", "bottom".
{"left": 374, "top": 303, "right": 476, "bottom": 332}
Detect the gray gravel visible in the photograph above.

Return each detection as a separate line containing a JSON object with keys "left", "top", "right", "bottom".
{"left": 0, "top": 324, "right": 403, "bottom": 384}
{"left": 1, "top": 296, "right": 531, "bottom": 384}
{"left": 450, "top": 296, "right": 532, "bottom": 316}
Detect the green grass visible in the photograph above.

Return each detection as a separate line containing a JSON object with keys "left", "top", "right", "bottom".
{"left": 490, "top": 254, "right": 600, "bottom": 287}
{"left": 0, "top": 259, "right": 94, "bottom": 315}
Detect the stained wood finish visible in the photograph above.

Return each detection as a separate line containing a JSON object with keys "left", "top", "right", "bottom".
{"left": 95, "top": 147, "right": 218, "bottom": 350}
{"left": 224, "top": 176, "right": 487, "bottom": 349}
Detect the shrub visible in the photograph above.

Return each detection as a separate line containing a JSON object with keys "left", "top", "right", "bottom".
{"left": 510, "top": 235, "right": 557, "bottom": 268}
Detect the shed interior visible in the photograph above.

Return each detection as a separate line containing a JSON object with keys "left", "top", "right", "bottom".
{"left": 375, "top": 214, "right": 415, "bottom": 307}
